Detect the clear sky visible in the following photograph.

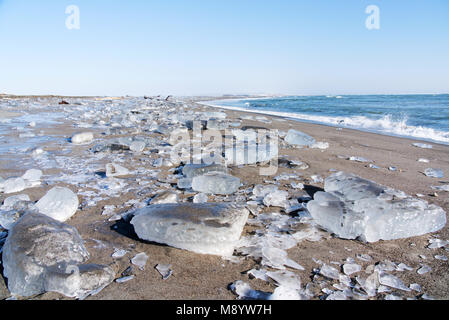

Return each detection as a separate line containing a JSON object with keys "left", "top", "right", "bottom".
{"left": 1, "top": 0, "right": 448, "bottom": 96}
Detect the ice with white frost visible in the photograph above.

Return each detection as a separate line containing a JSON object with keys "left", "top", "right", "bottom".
{"left": 284, "top": 129, "right": 316, "bottom": 147}
{"left": 191, "top": 173, "right": 240, "bottom": 195}
{"left": 71, "top": 132, "right": 94, "bottom": 145}
{"left": 424, "top": 168, "right": 444, "bottom": 178}
{"left": 131, "top": 203, "right": 249, "bottom": 256}
{"left": 2, "top": 212, "right": 115, "bottom": 298}
{"left": 105, "top": 163, "right": 130, "bottom": 178}
{"left": 307, "top": 172, "right": 447, "bottom": 242}
{"left": 35, "top": 187, "right": 79, "bottom": 222}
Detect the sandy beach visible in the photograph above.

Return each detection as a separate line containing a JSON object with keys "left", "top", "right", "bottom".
{"left": 0, "top": 95, "right": 448, "bottom": 300}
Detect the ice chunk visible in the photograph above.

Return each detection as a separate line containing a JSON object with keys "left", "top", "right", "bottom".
{"left": 410, "top": 283, "right": 422, "bottom": 292}
{"left": 1, "top": 177, "right": 26, "bottom": 194}
{"left": 150, "top": 191, "right": 179, "bottom": 204}
{"left": 424, "top": 168, "right": 444, "bottom": 178}
{"left": 224, "top": 142, "right": 278, "bottom": 166}
{"left": 191, "top": 173, "right": 240, "bottom": 195}
{"left": 111, "top": 249, "right": 128, "bottom": 259}
{"left": 131, "top": 203, "right": 249, "bottom": 256}
{"left": 284, "top": 129, "right": 316, "bottom": 147}
{"left": 348, "top": 156, "right": 372, "bottom": 163}
{"left": 266, "top": 270, "right": 301, "bottom": 290}
{"left": 193, "top": 193, "right": 208, "bottom": 204}
{"left": 418, "top": 158, "right": 430, "bottom": 163}
{"left": 378, "top": 272, "right": 411, "bottom": 292}
{"left": 177, "top": 178, "right": 192, "bottom": 189}
{"left": 182, "top": 164, "right": 228, "bottom": 179}
{"left": 35, "top": 187, "right": 79, "bottom": 222}
{"left": 269, "top": 286, "right": 305, "bottom": 300}
{"left": 417, "top": 265, "right": 431, "bottom": 275}
{"left": 130, "top": 141, "right": 146, "bottom": 153}
{"left": 106, "top": 163, "right": 130, "bottom": 178}
{"left": 247, "top": 269, "right": 269, "bottom": 281}
{"left": 263, "top": 190, "right": 289, "bottom": 208}
{"left": 229, "top": 281, "right": 270, "bottom": 300}
{"left": 131, "top": 253, "right": 149, "bottom": 270}
{"left": 71, "top": 132, "right": 94, "bottom": 144}
{"left": 343, "top": 263, "right": 362, "bottom": 276}
{"left": 319, "top": 264, "right": 340, "bottom": 280}
{"left": 253, "top": 184, "right": 279, "bottom": 198}
{"left": 307, "top": 172, "right": 447, "bottom": 242}
{"left": 2, "top": 212, "right": 114, "bottom": 298}
{"left": 116, "top": 275, "right": 135, "bottom": 283}
{"left": 22, "top": 169, "right": 42, "bottom": 182}
{"left": 155, "top": 264, "right": 173, "bottom": 280}
{"left": 311, "top": 142, "right": 329, "bottom": 150}
{"left": 431, "top": 185, "right": 449, "bottom": 192}
{"left": 2, "top": 194, "right": 30, "bottom": 208}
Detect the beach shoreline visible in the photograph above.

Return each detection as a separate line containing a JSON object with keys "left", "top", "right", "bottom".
{"left": 0, "top": 95, "right": 448, "bottom": 300}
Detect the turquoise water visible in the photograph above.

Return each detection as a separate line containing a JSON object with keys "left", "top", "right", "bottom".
{"left": 204, "top": 95, "right": 449, "bottom": 145}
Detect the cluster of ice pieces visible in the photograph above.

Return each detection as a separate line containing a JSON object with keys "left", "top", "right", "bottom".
{"left": 0, "top": 169, "right": 42, "bottom": 194}
{"left": 307, "top": 172, "right": 447, "bottom": 242}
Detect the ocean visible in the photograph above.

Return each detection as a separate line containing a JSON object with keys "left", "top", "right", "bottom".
{"left": 203, "top": 94, "right": 449, "bottom": 145}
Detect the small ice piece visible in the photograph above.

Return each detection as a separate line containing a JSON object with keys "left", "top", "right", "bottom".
{"left": 116, "top": 275, "right": 135, "bottom": 283}
{"left": 191, "top": 173, "right": 240, "bottom": 195}
{"left": 369, "top": 164, "right": 380, "bottom": 169}
{"left": 253, "top": 184, "right": 279, "bottom": 198}
{"left": 71, "top": 132, "right": 94, "bottom": 144}
{"left": 307, "top": 172, "right": 447, "bottom": 242}
{"left": 310, "top": 175, "right": 323, "bottom": 183}
{"left": 410, "top": 283, "right": 422, "bottom": 292}
{"left": 356, "top": 273, "right": 379, "bottom": 297}
{"left": 396, "top": 263, "right": 413, "bottom": 272}
{"left": 150, "top": 191, "right": 179, "bottom": 204}
{"left": 106, "top": 163, "right": 130, "bottom": 178}
{"left": 2, "top": 212, "right": 114, "bottom": 298}
{"left": 389, "top": 167, "right": 398, "bottom": 172}
{"left": 2, "top": 194, "right": 30, "bottom": 208}
{"left": 284, "top": 129, "right": 316, "bottom": 147}
{"left": 424, "top": 168, "right": 444, "bottom": 178}
{"left": 418, "top": 158, "right": 430, "bottom": 163}
{"left": 348, "top": 156, "right": 372, "bottom": 163}
{"left": 435, "top": 255, "right": 447, "bottom": 261}
{"left": 326, "top": 291, "right": 348, "bottom": 300}
{"left": 427, "top": 238, "right": 449, "bottom": 249}
{"left": 21, "top": 169, "right": 42, "bottom": 182}
{"left": 131, "top": 253, "right": 149, "bottom": 270}
{"left": 247, "top": 269, "right": 269, "bottom": 282}
{"left": 269, "top": 286, "right": 305, "bottom": 300}
{"left": 343, "top": 263, "right": 362, "bottom": 276}
{"left": 413, "top": 143, "right": 433, "bottom": 149}
{"left": 319, "top": 264, "right": 340, "bottom": 280}
{"left": 291, "top": 182, "right": 304, "bottom": 190}
{"left": 112, "top": 249, "right": 128, "bottom": 259}
{"left": 311, "top": 142, "right": 329, "bottom": 150}
{"left": 130, "top": 141, "right": 146, "bottom": 153}
{"left": 2, "top": 177, "right": 26, "bottom": 194}
{"left": 193, "top": 193, "right": 208, "bottom": 204}
{"left": 357, "top": 254, "right": 373, "bottom": 262}
{"left": 263, "top": 190, "right": 289, "bottom": 208}
{"left": 267, "top": 270, "right": 301, "bottom": 291}
{"left": 431, "top": 185, "right": 449, "bottom": 192}
{"left": 417, "top": 265, "right": 431, "bottom": 275}
{"left": 385, "top": 293, "right": 403, "bottom": 300}
{"left": 131, "top": 203, "right": 249, "bottom": 256}
{"left": 229, "top": 281, "right": 270, "bottom": 300}
{"left": 378, "top": 272, "right": 411, "bottom": 292}
{"left": 35, "top": 187, "right": 79, "bottom": 222}
{"left": 155, "top": 264, "right": 173, "bottom": 280}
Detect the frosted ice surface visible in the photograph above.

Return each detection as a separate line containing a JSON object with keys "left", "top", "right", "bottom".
{"left": 130, "top": 141, "right": 146, "bottom": 152}
{"left": 1, "top": 177, "right": 26, "bottom": 194}
{"left": 263, "top": 190, "right": 289, "bottom": 208}
{"left": 252, "top": 184, "right": 279, "bottom": 198}
{"left": 319, "top": 264, "right": 340, "bottom": 280}
{"left": 431, "top": 185, "right": 449, "bottom": 192}
{"left": 2, "top": 212, "right": 114, "bottom": 298}
{"left": 150, "top": 191, "right": 179, "bottom": 204}
{"left": 155, "top": 264, "right": 173, "bottom": 280}
{"left": 413, "top": 143, "right": 433, "bottom": 149}
{"left": 131, "top": 203, "right": 249, "bottom": 256}
{"left": 22, "top": 169, "right": 42, "bottom": 182}
{"left": 35, "top": 187, "right": 79, "bottom": 222}
{"left": 307, "top": 172, "right": 447, "bottom": 242}
{"left": 131, "top": 253, "right": 149, "bottom": 270}
{"left": 269, "top": 286, "right": 306, "bottom": 300}
{"left": 193, "top": 193, "right": 208, "bottom": 204}
{"left": 284, "top": 129, "right": 316, "bottom": 147}
{"left": 2, "top": 194, "right": 30, "bottom": 208}
{"left": 106, "top": 163, "right": 130, "bottom": 178}
{"left": 343, "top": 263, "right": 362, "bottom": 276}
{"left": 71, "top": 132, "right": 94, "bottom": 144}
{"left": 424, "top": 168, "right": 444, "bottom": 178}
{"left": 378, "top": 272, "right": 411, "bottom": 292}
{"left": 191, "top": 173, "right": 240, "bottom": 195}
{"left": 229, "top": 281, "right": 270, "bottom": 300}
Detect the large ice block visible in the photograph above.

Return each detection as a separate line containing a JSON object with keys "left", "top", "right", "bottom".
{"left": 284, "top": 129, "right": 316, "bottom": 147}
{"left": 130, "top": 203, "right": 250, "bottom": 256}
{"left": 2, "top": 212, "right": 114, "bottom": 298}
{"left": 35, "top": 187, "right": 79, "bottom": 222}
{"left": 307, "top": 172, "right": 447, "bottom": 242}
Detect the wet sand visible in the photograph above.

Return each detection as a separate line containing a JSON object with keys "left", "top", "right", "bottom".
{"left": 0, "top": 96, "right": 448, "bottom": 300}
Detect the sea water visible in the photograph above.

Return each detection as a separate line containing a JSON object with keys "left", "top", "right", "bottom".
{"left": 202, "top": 94, "right": 449, "bottom": 145}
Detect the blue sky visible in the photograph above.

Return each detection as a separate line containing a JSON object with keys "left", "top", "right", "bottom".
{"left": 1, "top": 0, "right": 448, "bottom": 96}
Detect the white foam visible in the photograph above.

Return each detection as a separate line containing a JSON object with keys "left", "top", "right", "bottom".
{"left": 199, "top": 101, "right": 449, "bottom": 145}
